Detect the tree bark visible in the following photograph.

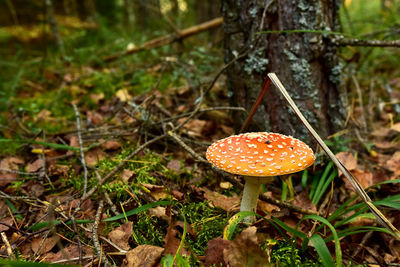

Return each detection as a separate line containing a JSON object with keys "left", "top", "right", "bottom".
{"left": 222, "top": 0, "right": 345, "bottom": 144}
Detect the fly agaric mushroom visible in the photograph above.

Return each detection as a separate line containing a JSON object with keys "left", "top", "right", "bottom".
{"left": 206, "top": 132, "right": 315, "bottom": 222}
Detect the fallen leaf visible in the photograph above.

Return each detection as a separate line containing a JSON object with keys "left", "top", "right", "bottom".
{"left": 22, "top": 181, "right": 45, "bottom": 197}
{"left": 87, "top": 110, "right": 103, "bottom": 125}
{"left": 0, "top": 157, "right": 24, "bottom": 187}
{"left": 102, "top": 140, "right": 121, "bottom": 150}
{"left": 123, "top": 245, "right": 164, "bottom": 267}
{"left": 84, "top": 148, "right": 106, "bottom": 167}
{"left": 90, "top": 92, "right": 105, "bottom": 104}
{"left": 336, "top": 152, "right": 357, "bottom": 176}
{"left": 0, "top": 217, "right": 13, "bottom": 232}
{"left": 387, "top": 151, "right": 400, "bottom": 176}
{"left": 142, "top": 183, "right": 169, "bottom": 200}
{"left": 121, "top": 169, "right": 135, "bottom": 182}
{"left": 108, "top": 222, "right": 133, "bottom": 251}
{"left": 219, "top": 181, "right": 233, "bottom": 189}
{"left": 204, "top": 237, "right": 229, "bottom": 267}
{"left": 164, "top": 221, "right": 191, "bottom": 257}
{"left": 391, "top": 122, "right": 400, "bottom": 132}
{"left": 202, "top": 187, "right": 240, "bottom": 212}
{"left": 31, "top": 236, "right": 59, "bottom": 255}
{"left": 116, "top": 88, "right": 132, "bottom": 102}
{"left": 293, "top": 191, "right": 316, "bottom": 212}
{"left": 223, "top": 226, "right": 269, "bottom": 266}
{"left": 26, "top": 158, "right": 44, "bottom": 173}
{"left": 167, "top": 160, "right": 181, "bottom": 173}
{"left": 148, "top": 206, "right": 170, "bottom": 221}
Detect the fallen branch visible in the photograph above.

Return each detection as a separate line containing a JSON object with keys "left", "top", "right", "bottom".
{"left": 103, "top": 17, "right": 223, "bottom": 63}
{"left": 334, "top": 37, "right": 400, "bottom": 48}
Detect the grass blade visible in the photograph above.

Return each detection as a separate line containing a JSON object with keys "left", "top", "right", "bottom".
{"left": 309, "top": 234, "right": 334, "bottom": 267}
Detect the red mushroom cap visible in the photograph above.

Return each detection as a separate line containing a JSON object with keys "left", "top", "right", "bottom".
{"left": 206, "top": 132, "right": 315, "bottom": 176}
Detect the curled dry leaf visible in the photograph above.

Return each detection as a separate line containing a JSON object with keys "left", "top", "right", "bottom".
{"left": 121, "top": 169, "right": 135, "bottom": 182}
{"left": 26, "top": 158, "right": 44, "bottom": 173}
{"left": 343, "top": 169, "right": 374, "bottom": 191}
{"left": 141, "top": 183, "right": 169, "bottom": 200}
{"left": 223, "top": 226, "right": 269, "bottom": 266}
{"left": 102, "top": 140, "right": 121, "bottom": 150}
{"left": 84, "top": 148, "right": 106, "bottom": 167}
{"left": 107, "top": 221, "right": 133, "bottom": 251}
{"left": 202, "top": 187, "right": 240, "bottom": 212}
{"left": 167, "top": 159, "right": 181, "bottom": 173}
{"left": 336, "top": 151, "right": 357, "bottom": 176}
{"left": 204, "top": 237, "right": 230, "bottom": 267}
{"left": 123, "top": 245, "right": 164, "bottom": 267}
{"left": 387, "top": 151, "right": 400, "bottom": 176}
{"left": 0, "top": 156, "right": 24, "bottom": 187}
{"left": 0, "top": 217, "right": 14, "bottom": 232}
{"left": 293, "top": 191, "right": 317, "bottom": 212}
{"left": 31, "top": 236, "right": 59, "bottom": 255}
{"left": 164, "top": 221, "right": 192, "bottom": 257}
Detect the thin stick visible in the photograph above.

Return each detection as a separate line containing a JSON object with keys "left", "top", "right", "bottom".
{"left": 92, "top": 200, "right": 111, "bottom": 267}
{"left": 71, "top": 216, "right": 82, "bottom": 265}
{"left": 1, "top": 232, "right": 15, "bottom": 259}
{"left": 352, "top": 75, "right": 368, "bottom": 132}
{"left": 73, "top": 104, "right": 88, "bottom": 196}
{"left": 267, "top": 73, "right": 400, "bottom": 239}
{"left": 335, "top": 38, "right": 400, "bottom": 48}
{"left": 240, "top": 78, "right": 271, "bottom": 133}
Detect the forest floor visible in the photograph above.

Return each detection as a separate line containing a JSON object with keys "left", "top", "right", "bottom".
{"left": 1, "top": 17, "right": 400, "bottom": 267}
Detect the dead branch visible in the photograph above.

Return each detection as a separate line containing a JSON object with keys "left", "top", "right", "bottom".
{"left": 92, "top": 200, "right": 112, "bottom": 267}
{"left": 334, "top": 37, "right": 400, "bottom": 48}
{"left": 103, "top": 17, "right": 223, "bottom": 63}
{"left": 73, "top": 104, "right": 88, "bottom": 196}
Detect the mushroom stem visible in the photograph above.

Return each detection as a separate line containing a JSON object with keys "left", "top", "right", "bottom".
{"left": 240, "top": 179, "right": 261, "bottom": 222}
{"left": 240, "top": 176, "right": 274, "bottom": 223}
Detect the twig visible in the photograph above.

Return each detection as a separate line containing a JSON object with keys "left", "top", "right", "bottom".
{"left": 92, "top": 200, "right": 111, "bottom": 267}
{"left": 259, "top": 194, "right": 319, "bottom": 216}
{"left": 73, "top": 104, "right": 88, "bottom": 196}
{"left": 41, "top": 131, "right": 54, "bottom": 189}
{"left": 352, "top": 75, "right": 368, "bottom": 132}
{"left": 71, "top": 216, "right": 83, "bottom": 265}
{"left": 1, "top": 232, "right": 15, "bottom": 259}
{"left": 334, "top": 37, "right": 400, "bottom": 48}
{"left": 103, "top": 17, "right": 223, "bottom": 63}
{"left": 0, "top": 168, "right": 40, "bottom": 176}
{"left": 95, "top": 171, "right": 119, "bottom": 216}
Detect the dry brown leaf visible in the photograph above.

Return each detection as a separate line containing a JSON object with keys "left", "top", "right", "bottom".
{"left": 87, "top": 110, "right": 103, "bottom": 125}
{"left": 336, "top": 151, "right": 357, "bottom": 176}
{"left": 22, "top": 181, "right": 45, "bottom": 197}
{"left": 0, "top": 217, "right": 13, "bottom": 232}
{"left": 178, "top": 119, "right": 208, "bottom": 138}
{"left": 374, "top": 141, "right": 400, "bottom": 150}
{"left": 90, "top": 92, "right": 105, "bottom": 104}
{"left": 35, "top": 109, "right": 52, "bottom": 122}
{"left": 102, "top": 140, "right": 121, "bottom": 150}
{"left": 167, "top": 159, "right": 181, "bottom": 173}
{"left": 107, "top": 222, "right": 133, "bottom": 251}
{"left": 84, "top": 148, "right": 106, "bottom": 167}
{"left": 121, "top": 169, "right": 135, "bottom": 182}
{"left": 123, "top": 245, "right": 164, "bottom": 267}
{"left": 0, "top": 156, "right": 24, "bottom": 187}
{"left": 69, "top": 135, "right": 79, "bottom": 147}
{"left": 31, "top": 236, "right": 59, "bottom": 255}
{"left": 142, "top": 183, "right": 169, "bottom": 200}
{"left": 387, "top": 151, "right": 400, "bottom": 176}
{"left": 223, "top": 226, "right": 269, "bottom": 266}
{"left": 148, "top": 206, "right": 170, "bottom": 221}
{"left": 204, "top": 237, "right": 230, "bottom": 267}
{"left": 293, "top": 191, "right": 316, "bottom": 212}
{"left": 391, "top": 122, "right": 400, "bottom": 132}
{"left": 164, "top": 221, "right": 191, "bottom": 257}
{"left": 26, "top": 158, "right": 44, "bottom": 173}
{"left": 202, "top": 187, "right": 240, "bottom": 212}
{"left": 116, "top": 88, "right": 132, "bottom": 102}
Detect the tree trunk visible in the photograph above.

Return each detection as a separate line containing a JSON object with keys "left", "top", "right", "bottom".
{"left": 222, "top": 0, "right": 345, "bottom": 144}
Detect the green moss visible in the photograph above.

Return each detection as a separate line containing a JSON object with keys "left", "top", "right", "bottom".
{"left": 180, "top": 201, "right": 229, "bottom": 256}
{"left": 269, "top": 239, "right": 322, "bottom": 266}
